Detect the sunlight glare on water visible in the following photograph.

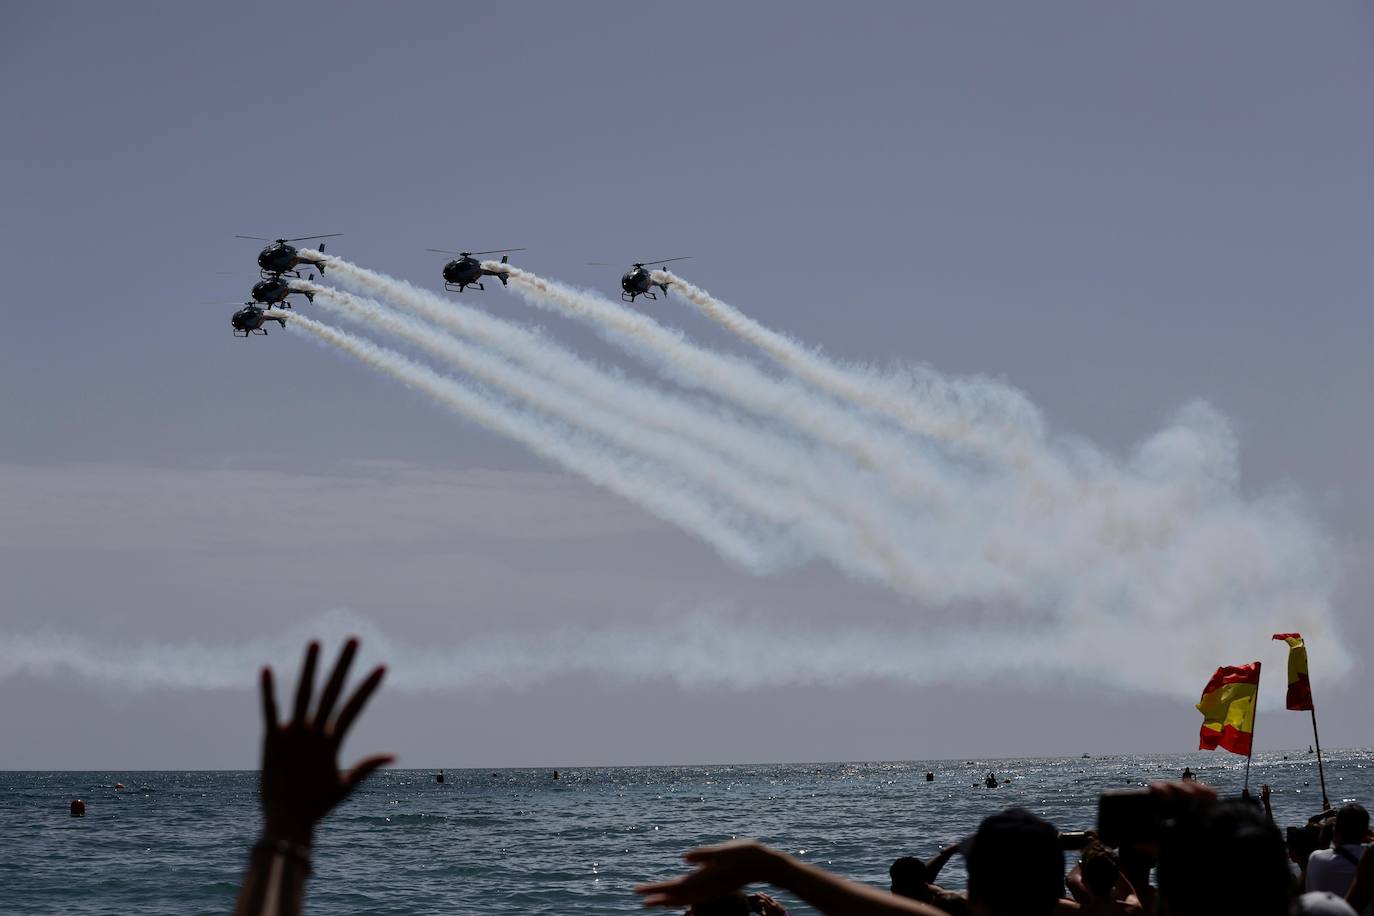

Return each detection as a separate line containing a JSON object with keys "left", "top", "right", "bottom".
{"left": 4, "top": 750, "right": 1369, "bottom": 915}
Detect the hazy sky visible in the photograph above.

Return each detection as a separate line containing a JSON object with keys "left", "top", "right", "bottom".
{"left": 1, "top": 1, "right": 1371, "bottom": 769}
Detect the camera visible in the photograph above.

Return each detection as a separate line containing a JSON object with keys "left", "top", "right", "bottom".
{"left": 1097, "top": 788, "right": 1202, "bottom": 847}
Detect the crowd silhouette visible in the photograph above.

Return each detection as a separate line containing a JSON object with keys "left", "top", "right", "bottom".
{"left": 233, "top": 640, "right": 1372, "bottom": 916}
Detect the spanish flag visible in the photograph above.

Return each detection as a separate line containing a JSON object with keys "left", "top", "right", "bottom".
{"left": 1196, "top": 662, "right": 1260, "bottom": 756}
{"left": 1272, "top": 633, "right": 1314, "bottom": 711}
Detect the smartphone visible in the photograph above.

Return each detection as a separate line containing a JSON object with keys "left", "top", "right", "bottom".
{"left": 1058, "top": 831, "right": 1094, "bottom": 851}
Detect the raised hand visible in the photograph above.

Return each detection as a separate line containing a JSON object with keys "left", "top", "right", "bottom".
{"left": 636, "top": 840, "right": 782, "bottom": 908}
{"left": 752, "top": 891, "right": 790, "bottom": 916}
{"left": 1148, "top": 779, "right": 1218, "bottom": 805}
{"left": 637, "top": 840, "right": 946, "bottom": 916}
{"left": 258, "top": 638, "right": 394, "bottom": 845}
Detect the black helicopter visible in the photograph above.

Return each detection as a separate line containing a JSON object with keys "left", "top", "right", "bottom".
{"left": 231, "top": 304, "right": 286, "bottom": 337}
{"left": 236, "top": 234, "right": 341, "bottom": 278}
{"left": 597, "top": 257, "right": 691, "bottom": 302}
{"left": 250, "top": 274, "right": 315, "bottom": 308}
{"left": 426, "top": 248, "right": 525, "bottom": 292}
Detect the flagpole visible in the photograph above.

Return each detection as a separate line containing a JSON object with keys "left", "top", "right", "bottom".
{"left": 1244, "top": 661, "right": 1261, "bottom": 796}
{"left": 1310, "top": 707, "right": 1330, "bottom": 811}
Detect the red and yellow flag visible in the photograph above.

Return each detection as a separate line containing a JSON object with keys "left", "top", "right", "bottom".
{"left": 1272, "top": 633, "right": 1314, "bottom": 711}
{"left": 1196, "top": 662, "right": 1261, "bottom": 756}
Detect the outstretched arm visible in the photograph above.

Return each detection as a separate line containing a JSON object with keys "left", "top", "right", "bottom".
{"left": 1065, "top": 862, "right": 1090, "bottom": 904}
{"left": 234, "top": 639, "right": 394, "bottom": 916}
{"left": 923, "top": 842, "right": 961, "bottom": 883}
{"left": 636, "top": 840, "right": 945, "bottom": 916}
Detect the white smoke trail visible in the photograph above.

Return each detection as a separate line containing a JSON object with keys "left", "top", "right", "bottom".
{"left": 0, "top": 607, "right": 1332, "bottom": 703}
{"left": 302, "top": 256, "right": 860, "bottom": 487}
{"left": 494, "top": 264, "right": 958, "bottom": 508}
{"left": 657, "top": 270, "right": 1042, "bottom": 464}
{"left": 267, "top": 310, "right": 781, "bottom": 570}
{"left": 297, "top": 287, "right": 918, "bottom": 588}
{"left": 294, "top": 259, "right": 1349, "bottom": 691}
{"left": 0, "top": 609, "right": 986, "bottom": 692}
{"left": 494, "top": 268, "right": 1340, "bottom": 621}
{"left": 297, "top": 258, "right": 862, "bottom": 493}
{"left": 297, "top": 274, "right": 944, "bottom": 592}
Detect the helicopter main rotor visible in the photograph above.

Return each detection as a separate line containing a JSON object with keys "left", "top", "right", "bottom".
{"left": 426, "top": 247, "right": 527, "bottom": 258}
{"left": 236, "top": 233, "right": 343, "bottom": 243}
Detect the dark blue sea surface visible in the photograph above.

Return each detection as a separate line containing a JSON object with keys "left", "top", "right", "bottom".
{"left": 4, "top": 750, "right": 1370, "bottom": 915}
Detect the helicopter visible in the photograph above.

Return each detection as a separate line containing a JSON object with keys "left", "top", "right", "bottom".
{"left": 250, "top": 274, "right": 315, "bottom": 308}
{"left": 595, "top": 257, "right": 691, "bottom": 302}
{"left": 236, "top": 234, "right": 342, "bottom": 278}
{"left": 426, "top": 248, "right": 526, "bottom": 292}
{"left": 230, "top": 304, "right": 287, "bottom": 337}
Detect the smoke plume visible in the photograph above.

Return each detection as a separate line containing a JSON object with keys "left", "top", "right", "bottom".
{"left": 271, "top": 257, "right": 1348, "bottom": 692}
{"left": 272, "top": 309, "right": 784, "bottom": 570}
{"left": 658, "top": 270, "right": 1043, "bottom": 465}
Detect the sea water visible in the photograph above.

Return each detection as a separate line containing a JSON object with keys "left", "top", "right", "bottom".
{"left": 4, "top": 750, "right": 1370, "bottom": 915}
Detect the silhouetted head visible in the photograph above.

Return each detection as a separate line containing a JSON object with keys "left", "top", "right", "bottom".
{"left": 1287, "top": 824, "right": 1321, "bottom": 867}
{"left": 1158, "top": 798, "right": 1289, "bottom": 916}
{"left": 1334, "top": 803, "right": 1369, "bottom": 845}
{"left": 890, "top": 856, "right": 932, "bottom": 901}
{"left": 964, "top": 808, "right": 1064, "bottom": 916}
{"left": 1296, "top": 890, "right": 1361, "bottom": 914}
{"left": 1079, "top": 842, "right": 1119, "bottom": 899}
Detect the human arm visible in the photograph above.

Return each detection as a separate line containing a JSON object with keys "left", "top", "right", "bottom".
{"left": 1065, "top": 861, "right": 1090, "bottom": 904}
{"left": 636, "top": 840, "right": 946, "bottom": 916}
{"left": 1114, "top": 870, "right": 1142, "bottom": 910}
{"left": 233, "top": 639, "right": 394, "bottom": 916}
{"left": 923, "top": 842, "right": 961, "bottom": 884}
{"left": 750, "top": 891, "right": 789, "bottom": 916}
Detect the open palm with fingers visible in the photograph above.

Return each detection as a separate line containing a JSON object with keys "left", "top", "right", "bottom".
{"left": 259, "top": 639, "right": 394, "bottom": 845}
